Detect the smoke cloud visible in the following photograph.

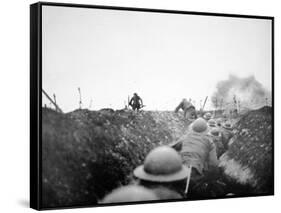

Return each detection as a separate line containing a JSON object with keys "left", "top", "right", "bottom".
{"left": 211, "top": 75, "right": 271, "bottom": 110}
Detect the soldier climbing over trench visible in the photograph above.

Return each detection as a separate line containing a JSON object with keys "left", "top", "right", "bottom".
{"left": 129, "top": 93, "right": 143, "bottom": 111}
{"left": 174, "top": 98, "right": 197, "bottom": 120}
{"left": 171, "top": 118, "right": 227, "bottom": 198}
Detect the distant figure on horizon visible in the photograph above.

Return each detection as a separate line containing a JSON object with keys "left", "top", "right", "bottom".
{"left": 174, "top": 98, "right": 197, "bottom": 120}
{"left": 129, "top": 93, "right": 143, "bottom": 111}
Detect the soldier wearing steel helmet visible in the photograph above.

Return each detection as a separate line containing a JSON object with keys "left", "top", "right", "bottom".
{"left": 207, "top": 119, "right": 217, "bottom": 134}
{"left": 203, "top": 112, "right": 212, "bottom": 121}
{"left": 174, "top": 118, "right": 219, "bottom": 174}
{"left": 207, "top": 119, "right": 216, "bottom": 128}
{"left": 133, "top": 146, "right": 190, "bottom": 198}
{"left": 220, "top": 121, "right": 234, "bottom": 151}
{"left": 208, "top": 127, "right": 225, "bottom": 158}
{"left": 171, "top": 118, "right": 221, "bottom": 198}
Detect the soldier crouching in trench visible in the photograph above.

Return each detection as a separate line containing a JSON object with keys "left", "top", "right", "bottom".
{"left": 174, "top": 98, "right": 197, "bottom": 120}
{"left": 100, "top": 146, "right": 189, "bottom": 202}
{"left": 220, "top": 122, "right": 234, "bottom": 151}
{"left": 171, "top": 118, "right": 227, "bottom": 198}
{"left": 207, "top": 119, "right": 225, "bottom": 158}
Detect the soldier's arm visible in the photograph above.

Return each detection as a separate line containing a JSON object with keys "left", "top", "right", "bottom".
{"left": 139, "top": 97, "right": 143, "bottom": 105}
{"left": 174, "top": 102, "right": 182, "bottom": 113}
{"left": 129, "top": 98, "right": 133, "bottom": 105}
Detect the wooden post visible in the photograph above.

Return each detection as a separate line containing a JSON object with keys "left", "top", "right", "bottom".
{"left": 202, "top": 96, "right": 208, "bottom": 110}
{"left": 78, "top": 87, "right": 82, "bottom": 109}
{"left": 53, "top": 94, "right": 57, "bottom": 111}
{"left": 42, "top": 89, "right": 63, "bottom": 113}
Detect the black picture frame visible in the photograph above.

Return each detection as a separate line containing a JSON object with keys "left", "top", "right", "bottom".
{"left": 30, "top": 1, "right": 274, "bottom": 210}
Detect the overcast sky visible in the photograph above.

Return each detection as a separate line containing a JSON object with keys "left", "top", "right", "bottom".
{"left": 42, "top": 5, "right": 272, "bottom": 112}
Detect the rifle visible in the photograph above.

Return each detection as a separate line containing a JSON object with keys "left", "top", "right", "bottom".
{"left": 184, "top": 165, "right": 192, "bottom": 194}
{"left": 140, "top": 104, "right": 146, "bottom": 109}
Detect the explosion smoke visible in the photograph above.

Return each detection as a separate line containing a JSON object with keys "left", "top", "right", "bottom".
{"left": 211, "top": 75, "right": 271, "bottom": 111}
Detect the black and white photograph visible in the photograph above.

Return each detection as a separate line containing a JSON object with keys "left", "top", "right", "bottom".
{"left": 31, "top": 2, "right": 273, "bottom": 210}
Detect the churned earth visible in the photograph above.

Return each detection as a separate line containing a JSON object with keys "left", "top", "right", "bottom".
{"left": 219, "top": 106, "right": 273, "bottom": 195}
{"left": 41, "top": 106, "right": 273, "bottom": 208}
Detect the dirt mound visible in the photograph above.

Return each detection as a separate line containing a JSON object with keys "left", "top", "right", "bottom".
{"left": 219, "top": 106, "right": 273, "bottom": 195}
{"left": 42, "top": 108, "right": 190, "bottom": 208}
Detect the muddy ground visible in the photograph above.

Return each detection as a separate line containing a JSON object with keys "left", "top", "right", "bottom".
{"left": 41, "top": 106, "right": 273, "bottom": 208}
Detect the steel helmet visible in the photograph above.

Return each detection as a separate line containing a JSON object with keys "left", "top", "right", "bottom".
{"left": 209, "top": 128, "right": 221, "bottom": 137}
{"left": 216, "top": 119, "right": 222, "bottom": 127}
{"left": 152, "top": 186, "right": 182, "bottom": 200}
{"left": 203, "top": 112, "right": 212, "bottom": 120}
{"left": 191, "top": 118, "right": 208, "bottom": 133}
{"left": 208, "top": 119, "right": 216, "bottom": 127}
{"left": 100, "top": 185, "right": 158, "bottom": 203}
{"left": 134, "top": 146, "right": 189, "bottom": 182}
{"left": 223, "top": 122, "right": 233, "bottom": 130}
